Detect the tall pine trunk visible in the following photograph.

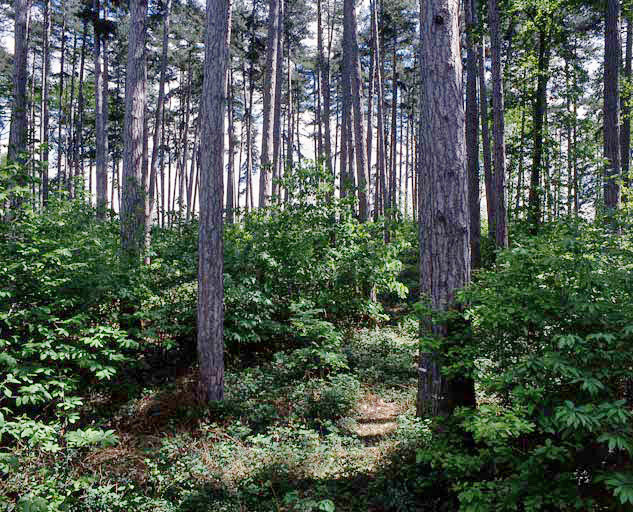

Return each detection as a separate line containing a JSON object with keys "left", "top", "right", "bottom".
{"left": 8, "top": 0, "right": 30, "bottom": 167}
{"left": 147, "top": 0, "right": 171, "bottom": 241}
{"left": 94, "top": 0, "right": 108, "bottom": 218}
{"left": 417, "top": 0, "right": 475, "bottom": 418}
{"left": 42, "top": 0, "right": 51, "bottom": 205}
{"left": 488, "top": 0, "right": 508, "bottom": 247}
{"left": 465, "top": 0, "right": 480, "bottom": 268}
{"left": 121, "top": 0, "right": 147, "bottom": 263}
{"left": 604, "top": 0, "right": 621, "bottom": 212}
{"left": 527, "top": 29, "right": 551, "bottom": 230}
{"left": 198, "top": 0, "right": 232, "bottom": 402}
{"left": 259, "top": 0, "right": 280, "bottom": 207}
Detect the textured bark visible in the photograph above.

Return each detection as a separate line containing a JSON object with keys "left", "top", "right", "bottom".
{"left": 75, "top": 21, "right": 87, "bottom": 188}
{"left": 344, "top": 0, "right": 369, "bottom": 220}
{"left": 527, "top": 29, "right": 551, "bottom": 230}
{"left": 318, "top": 0, "right": 333, "bottom": 179}
{"left": 371, "top": 0, "right": 387, "bottom": 217}
{"left": 487, "top": 0, "right": 508, "bottom": 247}
{"left": 259, "top": 0, "right": 280, "bottom": 207}
{"left": 57, "top": 4, "right": 66, "bottom": 181}
{"left": 604, "top": 0, "right": 621, "bottom": 211}
{"left": 622, "top": 17, "right": 632, "bottom": 199}
{"left": 147, "top": 0, "right": 171, "bottom": 237}
{"left": 516, "top": 80, "right": 527, "bottom": 214}
{"left": 565, "top": 60, "right": 573, "bottom": 214}
{"left": 67, "top": 30, "right": 77, "bottom": 196}
{"left": 271, "top": 0, "right": 284, "bottom": 200}
{"left": 340, "top": 30, "right": 352, "bottom": 196}
{"left": 226, "top": 69, "right": 236, "bottom": 223}
{"left": 465, "top": 0, "right": 480, "bottom": 269}
{"left": 417, "top": 0, "right": 474, "bottom": 418}
{"left": 198, "top": 0, "right": 232, "bottom": 402}
{"left": 42, "top": 0, "right": 51, "bottom": 205}
{"left": 366, "top": 14, "right": 375, "bottom": 211}
{"left": 8, "top": 0, "right": 30, "bottom": 166}
{"left": 94, "top": 0, "right": 108, "bottom": 217}
{"left": 121, "top": 0, "right": 147, "bottom": 263}
{"left": 389, "top": 48, "right": 398, "bottom": 216}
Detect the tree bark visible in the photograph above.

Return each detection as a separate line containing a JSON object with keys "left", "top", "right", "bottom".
{"left": 121, "top": 0, "right": 147, "bottom": 263}
{"left": 259, "top": 0, "right": 280, "bottom": 207}
{"left": 75, "top": 21, "right": 88, "bottom": 190}
{"left": 8, "top": 0, "right": 30, "bottom": 167}
{"left": 344, "top": 0, "right": 369, "bottom": 220}
{"left": 527, "top": 29, "right": 551, "bottom": 230}
{"left": 57, "top": 3, "right": 66, "bottom": 181}
{"left": 318, "top": 0, "right": 333, "bottom": 181}
{"left": 465, "top": 0, "right": 480, "bottom": 268}
{"left": 488, "top": 0, "right": 508, "bottom": 247}
{"left": 272, "top": 0, "right": 285, "bottom": 201}
{"left": 147, "top": 0, "right": 171, "bottom": 238}
{"left": 371, "top": 0, "right": 387, "bottom": 218}
{"left": 94, "top": 0, "right": 108, "bottom": 218}
{"left": 604, "top": 0, "right": 621, "bottom": 212}
{"left": 198, "top": 0, "right": 232, "bottom": 402}
{"left": 476, "top": 24, "right": 494, "bottom": 238}
{"left": 417, "top": 0, "right": 475, "bottom": 418}
{"left": 226, "top": 69, "right": 237, "bottom": 223}
{"left": 622, "top": 16, "right": 632, "bottom": 200}
{"left": 42, "top": 0, "right": 51, "bottom": 205}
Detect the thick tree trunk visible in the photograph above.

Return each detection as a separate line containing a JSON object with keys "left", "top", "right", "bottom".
{"left": 604, "top": 0, "right": 621, "bottom": 212}
{"left": 226, "top": 69, "right": 236, "bottom": 223}
{"left": 67, "top": 30, "right": 77, "bottom": 196}
{"left": 488, "top": 0, "right": 508, "bottom": 247}
{"left": 272, "top": 0, "right": 284, "bottom": 201}
{"left": 340, "top": 32, "right": 352, "bottom": 196}
{"left": 465, "top": 0, "right": 480, "bottom": 269}
{"left": 8, "top": 0, "right": 30, "bottom": 167}
{"left": 198, "top": 0, "right": 232, "bottom": 402}
{"left": 121, "top": 0, "right": 147, "bottom": 263}
{"left": 527, "top": 29, "right": 551, "bottom": 230}
{"left": 417, "top": 0, "right": 475, "bottom": 418}
{"left": 259, "top": 0, "right": 280, "bottom": 207}
{"left": 389, "top": 48, "right": 398, "bottom": 217}
{"left": 318, "top": 0, "right": 333, "bottom": 179}
{"left": 516, "top": 80, "right": 527, "bottom": 214}
{"left": 94, "top": 0, "right": 108, "bottom": 218}
{"left": 622, "top": 17, "right": 632, "bottom": 199}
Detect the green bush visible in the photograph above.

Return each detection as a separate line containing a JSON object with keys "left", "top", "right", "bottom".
{"left": 414, "top": 220, "right": 633, "bottom": 511}
{"left": 0, "top": 198, "right": 138, "bottom": 450}
{"left": 145, "top": 163, "right": 409, "bottom": 357}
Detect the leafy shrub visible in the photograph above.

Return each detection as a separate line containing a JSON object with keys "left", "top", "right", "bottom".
{"left": 414, "top": 220, "right": 633, "bottom": 510}
{"left": 0, "top": 198, "right": 139, "bottom": 449}
{"left": 145, "top": 163, "right": 409, "bottom": 357}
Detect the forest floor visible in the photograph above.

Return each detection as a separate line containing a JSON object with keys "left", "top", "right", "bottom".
{"left": 9, "top": 325, "right": 429, "bottom": 511}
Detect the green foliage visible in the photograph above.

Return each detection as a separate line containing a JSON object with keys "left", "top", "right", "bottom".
{"left": 413, "top": 220, "right": 633, "bottom": 511}
{"left": 145, "top": 164, "right": 409, "bottom": 357}
{"left": 0, "top": 198, "right": 138, "bottom": 449}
